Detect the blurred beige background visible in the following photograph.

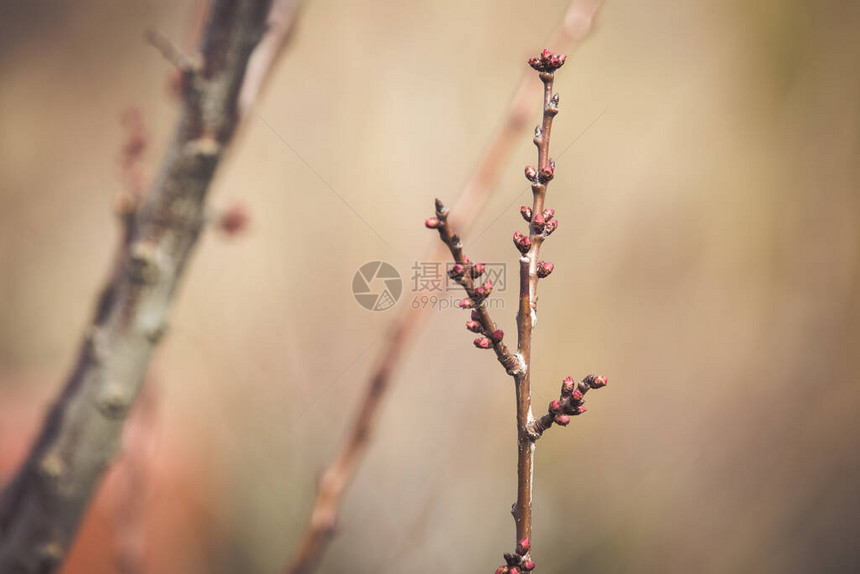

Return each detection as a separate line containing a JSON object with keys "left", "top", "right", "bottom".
{"left": 2, "top": 0, "right": 859, "bottom": 573}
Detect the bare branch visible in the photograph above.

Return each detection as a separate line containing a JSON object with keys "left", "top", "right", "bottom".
{"left": 283, "top": 2, "right": 603, "bottom": 573}
{"left": 0, "top": 1, "right": 300, "bottom": 571}
{"left": 432, "top": 47, "right": 609, "bottom": 574}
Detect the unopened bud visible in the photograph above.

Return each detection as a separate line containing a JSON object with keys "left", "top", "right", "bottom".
{"left": 218, "top": 202, "right": 250, "bottom": 237}
{"left": 459, "top": 298, "right": 476, "bottom": 309}
{"left": 474, "top": 337, "right": 491, "bottom": 349}
{"left": 520, "top": 206, "right": 533, "bottom": 222}
{"left": 522, "top": 560, "right": 535, "bottom": 571}
{"left": 572, "top": 388, "right": 584, "bottom": 401}
{"left": 542, "top": 208, "right": 555, "bottom": 221}
{"left": 517, "top": 538, "right": 531, "bottom": 555}
{"left": 590, "top": 375, "right": 608, "bottom": 388}
{"left": 536, "top": 261, "right": 554, "bottom": 278}
{"left": 492, "top": 329, "right": 504, "bottom": 342}
{"left": 538, "top": 160, "right": 555, "bottom": 182}
{"left": 554, "top": 414, "right": 571, "bottom": 426}
{"left": 466, "top": 321, "right": 483, "bottom": 333}
{"left": 549, "top": 400, "right": 563, "bottom": 414}
{"left": 532, "top": 213, "right": 546, "bottom": 232}
{"left": 425, "top": 217, "right": 441, "bottom": 229}
{"left": 513, "top": 231, "right": 531, "bottom": 254}
{"left": 544, "top": 219, "right": 558, "bottom": 235}
{"left": 471, "top": 309, "right": 481, "bottom": 321}
{"left": 470, "top": 262, "right": 486, "bottom": 278}
{"left": 448, "top": 264, "right": 465, "bottom": 279}
{"left": 524, "top": 165, "right": 538, "bottom": 182}
{"left": 561, "top": 376, "right": 576, "bottom": 396}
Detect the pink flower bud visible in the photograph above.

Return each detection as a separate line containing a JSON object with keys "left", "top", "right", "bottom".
{"left": 538, "top": 160, "right": 555, "bottom": 183}
{"left": 532, "top": 213, "right": 546, "bottom": 232}
{"left": 590, "top": 375, "right": 608, "bottom": 388}
{"left": 544, "top": 219, "right": 558, "bottom": 235}
{"left": 520, "top": 205, "right": 533, "bottom": 221}
{"left": 536, "top": 261, "right": 554, "bottom": 278}
{"left": 543, "top": 208, "right": 555, "bottom": 221}
{"left": 496, "top": 568, "right": 508, "bottom": 574}
{"left": 554, "top": 414, "right": 570, "bottom": 426}
{"left": 549, "top": 400, "right": 562, "bottom": 414}
{"left": 425, "top": 217, "right": 441, "bottom": 229}
{"left": 471, "top": 309, "right": 480, "bottom": 321}
{"left": 474, "top": 337, "right": 491, "bottom": 349}
{"left": 561, "top": 376, "right": 576, "bottom": 396}
{"left": 459, "top": 298, "right": 476, "bottom": 309}
{"left": 510, "top": 569, "right": 519, "bottom": 574}
{"left": 517, "top": 538, "right": 531, "bottom": 555}
{"left": 513, "top": 231, "right": 532, "bottom": 254}
{"left": 524, "top": 165, "right": 538, "bottom": 182}
{"left": 529, "top": 50, "right": 567, "bottom": 72}
{"left": 522, "top": 560, "right": 535, "bottom": 571}
{"left": 572, "top": 388, "right": 584, "bottom": 401}
{"left": 492, "top": 329, "right": 504, "bottom": 342}
{"left": 470, "top": 262, "right": 486, "bottom": 278}
{"left": 448, "top": 264, "right": 465, "bottom": 279}
{"left": 466, "top": 321, "right": 483, "bottom": 333}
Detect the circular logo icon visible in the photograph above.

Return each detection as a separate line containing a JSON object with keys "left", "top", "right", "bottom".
{"left": 352, "top": 261, "right": 402, "bottom": 311}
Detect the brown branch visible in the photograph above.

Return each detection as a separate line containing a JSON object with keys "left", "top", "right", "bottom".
{"left": 427, "top": 200, "right": 522, "bottom": 375}
{"left": 0, "top": 1, "right": 299, "bottom": 571}
{"left": 432, "top": 49, "right": 608, "bottom": 574}
{"left": 283, "top": 3, "right": 603, "bottom": 573}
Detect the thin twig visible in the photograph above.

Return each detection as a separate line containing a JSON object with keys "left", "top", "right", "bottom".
{"left": 283, "top": 2, "right": 603, "bottom": 573}
{"left": 431, "top": 49, "right": 609, "bottom": 574}
{"left": 0, "top": 1, "right": 298, "bottom": 571}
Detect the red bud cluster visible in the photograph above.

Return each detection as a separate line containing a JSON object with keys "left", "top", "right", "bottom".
{"left": 528, "top": 49, "right": 567, "bottom": 72}
{"left": 538, "top": 160, "right": 555, "bottom": 183}
{"left": 526, "top": 375, "right": 608, "bottom": 439}
{"left": 513, "top": 231, "right": 531, "bottom": 254}
{"left": 473, "top": 280, "right": 493, "bottom": 300}
{"left": 496, "top": 538, "right": 535, "bottom": 574}
{"left": 448, "top": 263, "right": 465, "bottom": 280}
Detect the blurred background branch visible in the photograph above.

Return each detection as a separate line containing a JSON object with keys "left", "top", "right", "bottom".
{"left": 0, "top": 1, "right": 301, "bottom": 571}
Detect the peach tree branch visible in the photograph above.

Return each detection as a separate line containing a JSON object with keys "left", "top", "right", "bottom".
{"left": 282, "top": 4, "right": 603, "bottom": 573}
{"left": 429, "top": 49, "right": 609, "bottom": 574}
